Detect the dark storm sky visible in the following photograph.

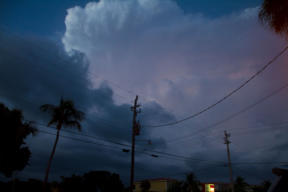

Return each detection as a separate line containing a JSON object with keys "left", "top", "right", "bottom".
{"left": 0, "top": 0, "right": 287, "bottom": 185}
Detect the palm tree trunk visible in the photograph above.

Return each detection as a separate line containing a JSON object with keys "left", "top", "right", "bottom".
{"left": 43, "top": 122, "right": 62, "bottom": 191}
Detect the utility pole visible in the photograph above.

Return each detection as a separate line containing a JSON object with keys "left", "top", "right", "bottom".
{"left": 224, "top": 130, "right": 234, "bottom": 192}
{"left": 130, "top": 95, "right": 141, "bottom": 192}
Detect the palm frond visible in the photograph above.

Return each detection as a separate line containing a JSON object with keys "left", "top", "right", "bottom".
{"left": 48, "top": 118, "right": 59, "bottom": 127}
{"left": 40, "top": 104, "right": 56, "bottom": 113}
{"left": 66, "top": 109, "right": 85, "bottom": 121}
{"left": 63, "top": 120, "right": 82, "bottom": 131}
{"left": 41, "top": 98, "right": 85, "bottom": 131}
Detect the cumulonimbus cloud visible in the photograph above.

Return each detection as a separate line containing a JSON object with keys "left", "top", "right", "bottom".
{"left": 62, "top": 0, "right": 285, "bottom": 115}
{"left": 61, "top": 0, "right": 288, "bottom": 182}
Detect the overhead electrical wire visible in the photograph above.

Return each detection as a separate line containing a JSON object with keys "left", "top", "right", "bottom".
{"left": 0, "top": 89, "right": 129, "bottom": 135}
{"left": 2, "top": 26, "right": 288, "bottom": 168}
{"left": 3, "top": 25, "right": 287, "bottom": 131}
{"left": 167, "top": 81, "right": 288, "bottom": 144}
{"left": 33, "top": 122, "right": 207, "bottom": 162}
{"left": 38, "top": 129, "right": 171, "bottom": 161}
{"left": 38, "top": 129, "right": 288, "bottom": 166}
{"left": 0, "top": 86, "right": 227, "bottom": 163}
{"left": 36, "top": 124, "right": 221, "bottom": 163}
{"left": 11, "top": 82, "right": 288, "bottom": 165}
{"left": 37, "top": 129, "right": 222, "bottom": 164}
{"left": 171, "top": 119, "right": 288, "bottom": 148}
{"left": 144, "top": 46, "right": 288, "bottom": 128}
{"left": 38, "top": 129, "right": 126, "bottom": 152}
{"left": 36, "top": 123, "right": 130, "bottom": 148}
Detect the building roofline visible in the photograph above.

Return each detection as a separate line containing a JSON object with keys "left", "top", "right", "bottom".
{"left": 135, "top": 178, "right": 178, "bottom": 183}
{"left": 272, "top": 167, "right": 288, "bottom": 176}
{"left": 201, "top": 182, "right": 231, "bottom": 185}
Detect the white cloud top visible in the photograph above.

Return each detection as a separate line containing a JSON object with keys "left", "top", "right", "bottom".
{"left": 62, "top": 0, "right": 287, "bottom": 144}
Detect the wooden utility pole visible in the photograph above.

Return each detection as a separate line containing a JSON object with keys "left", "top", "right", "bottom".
{"left": 130, "top": 95, "right": 141, "bottom": 192}
{"left": 224, "top": 130, "right": 234, "bottom": 192}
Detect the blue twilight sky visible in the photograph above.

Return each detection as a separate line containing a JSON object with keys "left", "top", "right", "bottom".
{"left": 1, "top": 0, "right": 261, "bottom": 36}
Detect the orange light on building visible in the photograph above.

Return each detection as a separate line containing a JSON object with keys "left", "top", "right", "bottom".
{"left": 209, "top": 184, "right": 215, "bottom": 192}
{"left": 205, "top": 184, "right": 215, "bottom": 192}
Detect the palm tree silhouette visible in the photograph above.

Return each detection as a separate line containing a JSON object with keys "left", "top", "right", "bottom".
{"left": 40, "top": 98, "right": 84, "bottom": 190}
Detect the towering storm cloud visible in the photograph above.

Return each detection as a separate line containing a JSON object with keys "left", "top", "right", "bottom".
{"left": 0, "top": 31, "right": 174, "bottom": 182}
{"left": 60, "top": 0, "right": 288, "bottom": 183}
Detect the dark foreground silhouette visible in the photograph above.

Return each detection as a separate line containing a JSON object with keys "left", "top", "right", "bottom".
{"left": 0, "top": 170, "right": 124, "bottom": 192}
{"left": 0, "top": 103, "right": 37, "bottom": 178}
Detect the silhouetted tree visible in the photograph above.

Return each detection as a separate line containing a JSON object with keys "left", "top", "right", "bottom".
{"left": 0, "top": 170, "right": 125, "bottom": 192}
{"left": 82, "top": 171, "right": 124, "bottom": 192}
{"left": 40, "top": 98, "right": 84, "bottom": 189}
{"left": 168, "top": 181, "right": 183, "bottom": 192}
{"left": 140, "top": 180, "right": 151, "bottom": 192}
{"left": 0, "top": 178, "right": 52, "bottom": 192}
{"left": 259, "top": 0, "right": 288, "bottom": 37}
{"left": 58, "top": 174, "right": 83, "bottom": 192}
{"left": 252, "top": 180, "right": 271, "bottom": 192}
{"left": 262, "top": 180, "right": 271, "bottom": 191}
{"left": 183, "top": 173, "right": 200, "bottom": 192}
{"left": 234, "top": 176, "right": 249, "bottom": 192}
{"left": 0, "top": 103, "right": 37, "bottom": 177}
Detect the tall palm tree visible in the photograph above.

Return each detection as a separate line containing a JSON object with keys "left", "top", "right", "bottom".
{"left": 40, "top": 98, "right": 84, "bottom": 189}
{"left": 259, "top": 0, "right": 288, "bottom": 36}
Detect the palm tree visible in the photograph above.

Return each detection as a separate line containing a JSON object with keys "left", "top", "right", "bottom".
{"left": 40, "top": 98, "right": 84, "bottom": 189}
{"left": 259, "top": 0, "right": 288, "bottom": 36}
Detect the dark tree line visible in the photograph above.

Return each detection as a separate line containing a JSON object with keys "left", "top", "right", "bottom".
{"left": 167, "top": 175, "right": 271, "bottom": 192}
{"left": 0, "top": 170, "right": 124, "bottom": 192}
{"left": 168, "top": 173, "right": 201, "bottom": 192}
{"left": 57, "top": 171, "right": 124, "bottom": 192}
{"left": 0, "top": 98, "right": 85, "bottom": 191}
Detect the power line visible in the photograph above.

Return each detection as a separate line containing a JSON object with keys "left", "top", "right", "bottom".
{"left": 0, "top": 87, "right": 131, "bottom": 134}
{"left": 7, "top": 82, "right": 288, "bottom": 164}
{"left": 36, "top": 129, "right": 213, "bottom": 164}
{"left": 144, "top": 46, "right": 288, "bottom": 128}
{"left": 36, "top": 123, "right": 130, "bottom": 148}
{"left": 167, "top": 81, "right": 288, "bottom": 144}
{"left": 34, "top": 121, "right": 221, "bottom": 163}
{"left": 36, "top": 123, "right": 230, "bottom": 164}
{"left": 38, "top": 129, "right": 126, "bottom": 152}
{"left": 177, "top": 119, "right": 288, "bottom": 147}
{"left": 229, "top": 122, "right": 288, "bottom": 136}
{"left": 0, "top": 41, "right": 147, "bottom": 128}
{"left": 37, "top": 129, "right": 173, "bottom": 161}
{"left": 39, "top": 129, "right": 288, "bottom": 166}
{"left": 1, "top": 91, "right": 227, "bottom": 164}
